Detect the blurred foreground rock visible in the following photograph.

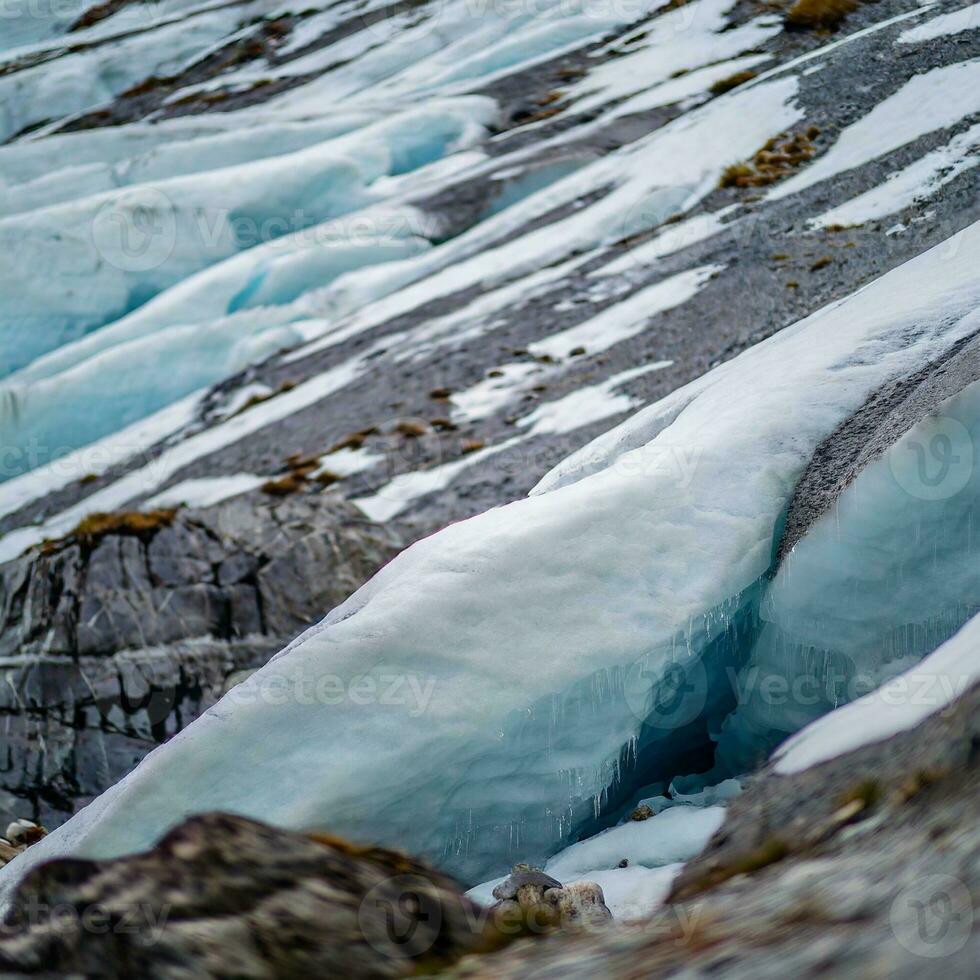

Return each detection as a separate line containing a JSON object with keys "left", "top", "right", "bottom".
{"left": 0, "top": 813, "right": 487, "bottom": 978}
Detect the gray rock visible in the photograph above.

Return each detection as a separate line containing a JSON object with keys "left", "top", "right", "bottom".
{"left": 0, "top": 812, "right": 487, "bottom": 978}
{"left": 0, "top": 494, "right": 402, "bottom": 831}
{"left": 492, "top": 869, "right": 563, "bottom": 901}
{"left": 544, "top": 881, "right": 613, "bottom": 927}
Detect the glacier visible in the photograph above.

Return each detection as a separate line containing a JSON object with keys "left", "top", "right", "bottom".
{"left": 3, "top": 221, "right": 980, "bottom": 893}
{"left": 0, "top": 0, "right": 804, "bottom": 476}
{"left": 0, "top": 98, "right": 492, "bottom": 380}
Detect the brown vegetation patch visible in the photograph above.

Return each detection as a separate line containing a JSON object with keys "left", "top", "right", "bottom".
{"left": 231, "top": 380, "right": 296, "bottom": 418}
{"left": 261, "top": 473, "right": 307, "bottom": 497}
{"left": 41, "top": 508, "right": 177, "bottom": 554}
{"left": 709, "top": 69, "right": 758, "bottom": 95}
{"left": 786, "top": 0, "right": 859, "bottom": 30}
{"left": 395, "top": 420, "right": 430, "bottom": 438}
{"left": 720, "top": 130, "right": 818, "bottom": 189}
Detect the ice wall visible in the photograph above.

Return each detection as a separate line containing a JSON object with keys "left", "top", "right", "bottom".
{"left": 716, "top": 377, "right": 980, "bottom": 771}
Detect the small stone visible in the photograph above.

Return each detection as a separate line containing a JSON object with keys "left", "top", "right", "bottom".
{"left": 5, "top": 819, "right": 46, "bottom": 847}
{"left": 545, "top": 880, "right": 613, "bottom": 926}
{"left": 492, "top": 869, "right": 562, "bottom": 901}
{"left": 630, "top": 804, "right": 654, "bottom": 822}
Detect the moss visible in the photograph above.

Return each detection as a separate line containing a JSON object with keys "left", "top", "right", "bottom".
{"left": 396, "top": 421, "right": 429, "bottom": 438}
{"left": 330, "top": 432, "right": 366, "bottom": 452}
{"left": 720, "top": 131, "right": 817, "bottom": 189}
{"left": 261, "top": 474, "right": 307, "bottom": 497}
{"left": 809, "top": 255, "right": 833, "bottom": 271}
{"left": 40, "top": 508, "right": 177, "bottom": 554}
{"left": 313, "top": 470, "right": 342, "bottom": 488}
{"left": 720, "top": 163, "right": 755, "bottom": 188}
{"left": 329, "top": 427, "right": 378, "bottom": 453}
{"left": 709, "top": 69, "right": 758, "bottom": 96}
{"left": 231, "top": 379, "right": 296, "bottom": 418}
{"left": 786, "top": 0, "right": 859, "bottom": 30}
{"left": 284, "top": 454, "right": 320, "bottom": 478}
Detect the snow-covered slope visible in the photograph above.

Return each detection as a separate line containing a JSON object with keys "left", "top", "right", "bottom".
{"left": 4, "top": 221, "right": 980, "bottom": 892}
{"left": 2, "top": 0, "right": 977, "bottom": 501}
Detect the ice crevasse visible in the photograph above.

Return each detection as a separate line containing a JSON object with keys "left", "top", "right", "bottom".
{"left": 0, "top": 98, "right": 493, "bottom": 378}
{"left": 3, "top": 223, "right": 980, "bottom": 893}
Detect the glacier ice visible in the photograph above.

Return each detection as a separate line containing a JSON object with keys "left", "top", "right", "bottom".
{"left": 772, "top": 611, "right": 980, "bottom": 775}
{"left": 0, "top": 97, "right": 492, "bottom": 378}
{"left": 715, "top": 377, "right": 980, "bottom": 773}
{"left": 0, "top": 0, "right": 805, "bottom": 480}
{"left": 3, "top": 224, "right": 980, "bottom": 896}
{"left": 0, "top": 4, "right": 264, "bottom": 142}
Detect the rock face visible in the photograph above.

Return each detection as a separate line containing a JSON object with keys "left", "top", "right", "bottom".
{"left": 0, "top": 495, "right": 402, "bottom": 831}
{"left": 446, "top": 680, "right": 980, "bottom": 978}
{"left": 0, "top": 812, "right": 486, "bottom": 979}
